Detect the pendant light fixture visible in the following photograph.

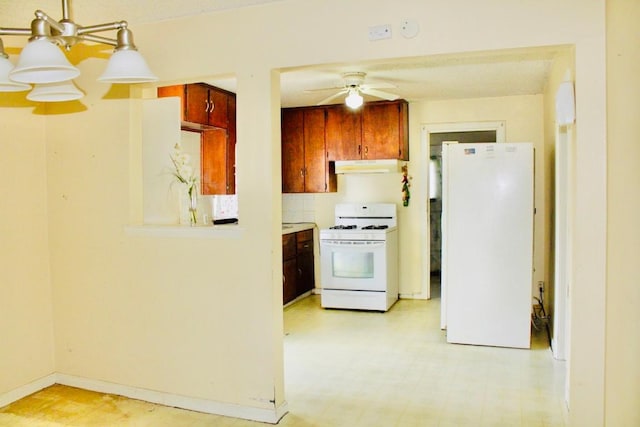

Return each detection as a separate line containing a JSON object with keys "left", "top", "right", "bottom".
{"left": 0, "top": 0, "right": 157, "bottom": 102}
{"left": 27, "top": 81, "right": 84, "bottom": 102}
{"left": 0, "top": 39, "right": 31, "bottom": 92}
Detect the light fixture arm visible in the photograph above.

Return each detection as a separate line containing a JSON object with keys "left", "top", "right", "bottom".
{"left": 78, "top": 21, "right": 128, "bottom": 36}
{"left": 0, "top": 0, "right": 133, "bottom": 49}
{"left": 34, "top": 10, "right": 66, "bottom": 36}
{"left": 0, "top": 0, "right": 157, "bottom": 98}
{"left": 0, "top": 27, "right": 32, "bottom": 37}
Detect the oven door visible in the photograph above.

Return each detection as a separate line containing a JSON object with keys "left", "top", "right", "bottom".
{"left": 320, "top": 239, "right": 387, "bottom": 291}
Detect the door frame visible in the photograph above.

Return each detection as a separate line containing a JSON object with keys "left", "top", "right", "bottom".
{"left": 419, "top": 121, "right": 506, "bottom": 303}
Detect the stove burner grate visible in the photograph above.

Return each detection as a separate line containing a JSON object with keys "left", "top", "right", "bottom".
{"left": 330, "top": 224, "right": 357, "bottom": 230}
{"left": 362, "top": 225, "right": 389, "bottom": 230}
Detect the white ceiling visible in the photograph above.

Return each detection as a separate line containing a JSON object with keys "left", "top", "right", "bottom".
{"left": 275, "top": 48, "right": 559, "bottom": 108}
{"left": 0, "top": 1, "right": 561, "bottom": 108}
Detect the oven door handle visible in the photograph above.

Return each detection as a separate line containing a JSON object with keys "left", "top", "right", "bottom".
{"left": 321, "top": 240, "right": 385, "bottom": 248}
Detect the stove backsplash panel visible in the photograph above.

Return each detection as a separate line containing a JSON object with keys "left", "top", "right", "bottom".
{"left": 282, "top": 194, "right": 315, "bottom": 223}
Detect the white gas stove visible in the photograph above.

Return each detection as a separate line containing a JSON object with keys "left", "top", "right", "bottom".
{"left": 319, "top": 203, "right": 399, "bottom": 311}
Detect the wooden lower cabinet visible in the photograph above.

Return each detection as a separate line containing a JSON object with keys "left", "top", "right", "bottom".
{"left": 283, "top": 258, "right": 298, "bottom": 305}
{"left": 282, "top": 229, "right": 315, "bottom": 305}
{"left": 296, "top": 230, "right": 315, "bottom": 295}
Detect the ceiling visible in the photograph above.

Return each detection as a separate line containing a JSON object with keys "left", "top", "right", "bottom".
{"left": 0, "top": 1, "right": 561, "bottom": 108}
{"left": 206, "top": 47, "right": 560, "bottom": 108}
{"left": 0, "top": 0, "right": 285, "bottom": 26}
{"left": 275, "top": 48, "right": 559, "bottom": 108}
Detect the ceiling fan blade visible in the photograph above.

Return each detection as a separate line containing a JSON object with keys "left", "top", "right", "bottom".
{"left": 304, "top": 86, "right": 345, "bottom": 93}
{"left": 361, "top": 82, "right": 397, "bottom": 90}
{"left": 316, "top": 89, "right": 348, "bottom": 105}
{"left": 361, "top": 87, "right": 399, "bottom": 101}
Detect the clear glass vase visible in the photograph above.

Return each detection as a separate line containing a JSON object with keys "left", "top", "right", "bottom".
{"left": 188, "top": 187, "right": 197, "bottom": 226}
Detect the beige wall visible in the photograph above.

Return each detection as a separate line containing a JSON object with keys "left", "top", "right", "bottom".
{"left": 0, "top": 101, "right": 55, "bottom": 394}
{"left": 417, "top": 95, "right": 546, "bottom": 293}
{"left": 605, "top": 1, "right": 640, "bottom": 425}
{"left": 0, "top": 0, "right": 612, "bottom": 423}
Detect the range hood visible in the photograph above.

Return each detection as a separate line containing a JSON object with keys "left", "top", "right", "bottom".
{"left": 334, "top": 159, "right": 402, "bottom": 174}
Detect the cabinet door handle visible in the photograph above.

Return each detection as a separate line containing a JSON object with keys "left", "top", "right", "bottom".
{"left": 364, "top": 146, "right": 369, "bottom": 156}
{"left": 205, "top": 100, "right": 210, "bottom": 112}
{"left": 209, "top": 100, "right": 215, "bottom": 113}
{"left": 297, "top": 268, "right": 302, "bottom": 278}
{"left": 300, "top": 168, "right": 304, "bottom": 177}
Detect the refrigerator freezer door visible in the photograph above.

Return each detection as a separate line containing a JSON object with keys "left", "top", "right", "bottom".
{"left": 442, "top": 143, "right": 533, "bottom": 348}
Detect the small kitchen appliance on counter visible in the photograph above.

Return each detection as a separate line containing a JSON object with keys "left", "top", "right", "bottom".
{"left": 319, "top": 203, "right": 399, "bottom": 311}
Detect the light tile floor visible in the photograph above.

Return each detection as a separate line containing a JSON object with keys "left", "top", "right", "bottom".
{"left": 0, "top": 288, "right": 568, "bottom": 426}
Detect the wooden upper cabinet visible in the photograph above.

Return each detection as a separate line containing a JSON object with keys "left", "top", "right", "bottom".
{"left": 361, "top": 100, "right": 409, "bottom": 160}
{"left": 200, "top": 129, "right": 230, "bottom": 195}
{"left": 184, "top": 83, "right": 210, "bottom": 125}
{"left": 281, "top": 107, "right": 336, "bottom": 194}
{"left": 158, "top": 83, "right": 231, "bottom": 130}
{"left": 281, "top": 109, "right": 305, "bottom": 193}
{"left": 303, "top": 109, "right": 328, "bottom": 193}
{"left": 158, "top": 83, "right": 236, "bottom": 195}
{"left": 226, "top": 95, "right": 237, "bottom": 194}
{"left": 325, "top": 104, "right": 362, "bottom": 160}
{"left": 207, "top": 88, "right": 229, "bottom": 129}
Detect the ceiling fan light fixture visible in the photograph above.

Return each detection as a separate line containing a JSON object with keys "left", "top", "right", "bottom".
{"left": 345, "top": 89, "right": 363, "bottom": 109}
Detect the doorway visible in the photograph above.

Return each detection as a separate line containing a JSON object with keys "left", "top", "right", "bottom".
{"left": 420, "top": 121, "right": 505, "bottom": 303}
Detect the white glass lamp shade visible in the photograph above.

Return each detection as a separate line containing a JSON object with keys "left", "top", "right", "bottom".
{"left": 0, "top": 56, "right": 31, "bottom": 92}
{"left": 345, "top": 90, "right": 363, "bottom": 109}
{"left": 10, "top": 39, "right": 80, "bottom": 84}
{"left": 27, "top": 80, "right": 84, "bottom": 102}
{"left": 98, "top": 49, "right": 158, "bottom": 83}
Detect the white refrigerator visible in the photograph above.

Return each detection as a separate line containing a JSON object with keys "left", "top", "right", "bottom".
{"left": 441, "top": 142, "right": 533, "bottom": 349}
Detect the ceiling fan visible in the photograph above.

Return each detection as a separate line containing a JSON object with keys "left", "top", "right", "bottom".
{"left": 308, "top": 72, "right": 399, "bottom": 108}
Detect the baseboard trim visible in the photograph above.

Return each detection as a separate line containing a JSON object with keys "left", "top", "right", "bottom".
{"left": 399, "top": 293, "right": 429, "bottom": 300}
{"left": 55, "top": 374, "right": 287, "bottom": 424}
{"left": 0, "top": 374, "right": 57, "bottom": 409}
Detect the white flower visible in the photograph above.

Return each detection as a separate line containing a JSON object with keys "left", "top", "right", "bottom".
{"left": 170, "top": 143, "right": 197, "bottom": 192}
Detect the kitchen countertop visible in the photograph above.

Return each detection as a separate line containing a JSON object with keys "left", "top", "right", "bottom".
{"left": 282, "top": 223, "right": 315, "bottom": 235}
